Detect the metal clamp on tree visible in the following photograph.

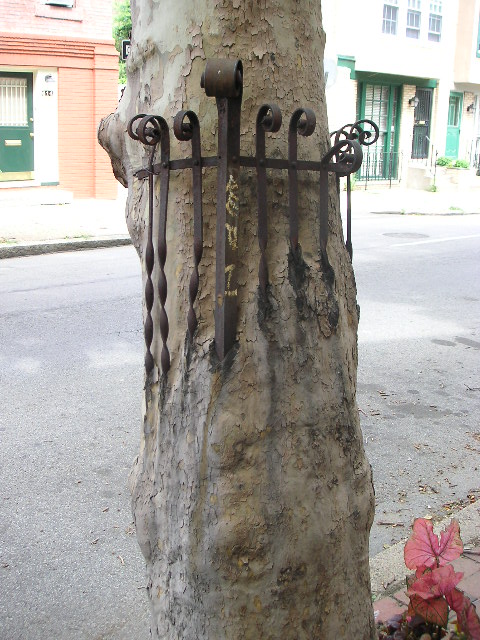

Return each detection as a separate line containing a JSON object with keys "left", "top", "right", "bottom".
{"left": 128, "top": 58, "right": 378, "bottom": 378}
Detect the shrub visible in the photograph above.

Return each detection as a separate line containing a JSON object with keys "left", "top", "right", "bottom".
{"left": 378, "top": 518, "right": 480, "bottom": 639}
{"left": 436, "top": 156, "right": 452, "bottom": 167}
{"left": 453, "top": 159, "right": 469, "bottom": 169}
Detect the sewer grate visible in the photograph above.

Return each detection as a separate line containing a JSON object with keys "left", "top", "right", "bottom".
{"left": 383, "top": 232, "right": 429, "bottom": 238}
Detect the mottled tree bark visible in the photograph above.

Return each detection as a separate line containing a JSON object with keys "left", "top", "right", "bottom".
{"left": 98, "top": 1, "right": 376, "bottom": 638}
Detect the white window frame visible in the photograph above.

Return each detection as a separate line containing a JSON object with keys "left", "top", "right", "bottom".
{"left": 428, "top": 13, "right": 442, "bottom": 42}
{"left": 406, "top": 8, "right": 421, "bottom": 39}
{"left": 383, "top": 1, "right": 399, "bottom": 35}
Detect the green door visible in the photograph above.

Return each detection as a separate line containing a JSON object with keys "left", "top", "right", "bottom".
{"left": 445, "top": 92, "right": 462, "bottom": 159}
{"left": 0, "top": 72, "right": 34, "bottom": 181}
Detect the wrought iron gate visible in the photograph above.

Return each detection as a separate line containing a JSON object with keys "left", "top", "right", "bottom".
{"left": 412, "top": 88, "right": 433, "bottom": 160}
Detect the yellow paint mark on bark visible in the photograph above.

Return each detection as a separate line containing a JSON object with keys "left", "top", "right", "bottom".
{"left": 226, "top": 174, "right": 239, "bottom": 220}
{"left": 254, "top": 596, "right": 262, "bottom": 612}
{"left": 225, "top": 222, "right": 237, "bottom": 249}
{"left": 225, "top": 174, "right": 239, "bottom": 249}
{"left": 224, "top": 263, "right": 238, "bottom": 297}
{"left": 209, "top": 494, "right": 218, "bottom": 505}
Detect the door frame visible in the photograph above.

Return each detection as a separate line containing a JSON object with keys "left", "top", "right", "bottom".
{"left": 445, "top": 91, "right": 463, "bottom": 159}
{"left": 357, "top": 80, "right": 402, "bottom": 180}
{"left": 0, "top": 70, "right": 34, "bottom": 181}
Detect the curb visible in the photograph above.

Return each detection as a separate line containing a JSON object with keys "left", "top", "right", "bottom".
{"left": 369, "top": 210, "right": 480, "bottom": 216}
{"left": 370, "top": 501, "right": 480, "bottom": 598}
{"left": 0, "top": 236, "right": 132, "bottom": 259}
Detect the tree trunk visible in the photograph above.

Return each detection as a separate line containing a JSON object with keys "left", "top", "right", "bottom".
{"left": 98, "top": 1, "right": 376, "bottom": 638}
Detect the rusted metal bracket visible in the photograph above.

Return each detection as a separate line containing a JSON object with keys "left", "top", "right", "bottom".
{"left": 128, "top": 59, "right": 377, "bottom": 377}
{"left": 201, "top": 59, "right": 243, "bottom": 361}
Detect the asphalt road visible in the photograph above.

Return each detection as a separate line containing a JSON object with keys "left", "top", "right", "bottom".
{"left": 0, "top": 211, "right": 479, "bottom": 638}
{"left": 353, "top": 211, "right": 480, "bottom": 555}
{"left": 0, "top": 249, "right": 149, "bottom": 640}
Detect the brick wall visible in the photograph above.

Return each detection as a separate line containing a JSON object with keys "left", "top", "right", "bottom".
{"left": 0, "top": 17, "right": 119, "bottom": 197}
{"left": 0, "top": 0, "right": 113, "bottom": 41}
{"left": 399, "top": 84, "right": 416, "bottom": 167}
{"left": 93, "top": 64, "right": 119, "bottom": 199}
{"left": 58, "top": 67, "right": 95, "bottom": 196}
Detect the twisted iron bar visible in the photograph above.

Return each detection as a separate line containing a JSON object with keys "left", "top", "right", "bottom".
{"left": 155, "top": 117, "right": 171, "bottom": 376}
{"left": 128, "top": 114, "right": 171, "bottom": 376}
{"left": 127, "top": 113, "right": 155, "bottom": 375}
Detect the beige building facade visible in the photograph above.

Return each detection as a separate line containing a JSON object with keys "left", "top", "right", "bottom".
{"left": 323, "top": 0, "right": 480, "bottom": 185}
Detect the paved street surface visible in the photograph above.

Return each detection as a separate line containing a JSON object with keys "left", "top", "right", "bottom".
{"left": 351, "top": 211, "right": 480, "bottom": 555}
{"left": 0, "top": 248, "right": 149, "bottom": 640}
{"left": 0, "top": 210, "right": 479, "bottom": 638}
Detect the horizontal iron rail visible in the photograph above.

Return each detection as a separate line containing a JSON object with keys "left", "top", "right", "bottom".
{"left": 135, "top": 155, "right": 339, "bottom": 178}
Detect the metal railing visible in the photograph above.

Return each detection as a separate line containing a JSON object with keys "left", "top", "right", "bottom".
{"left": 357, "top": 149, "right": 402, "bottom": 188}
{"left": 127, "top": 58, "right": 375, "bottom": 377}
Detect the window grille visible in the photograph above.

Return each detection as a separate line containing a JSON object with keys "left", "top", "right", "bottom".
{"left": 0, "top": 77, "right": 28, "bottom": 127}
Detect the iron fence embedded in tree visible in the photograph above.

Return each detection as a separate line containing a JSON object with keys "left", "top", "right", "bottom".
{"left": 128, "top": 58, "right": 378, "bottom": 378}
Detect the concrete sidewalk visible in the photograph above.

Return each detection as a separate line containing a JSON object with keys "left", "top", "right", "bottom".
{"left": 0, "top": 186, "right": 130, "bottom": 258}
{"left": 342, "top": 182, "right": 480, "bottom": 216}
{"left": 1, "top": 183, "right": 480, "bottom": 259}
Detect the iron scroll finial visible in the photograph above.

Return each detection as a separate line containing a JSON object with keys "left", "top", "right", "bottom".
{"left": 331, "top": 119, "right": 379, "bottom": 258}
{"left": 128, "top": 58, "right": 375, "bottom": 378}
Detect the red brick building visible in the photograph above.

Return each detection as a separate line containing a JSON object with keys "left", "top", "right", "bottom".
{"left": 0, "top": 0, "right": 119, "bottom": 198}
